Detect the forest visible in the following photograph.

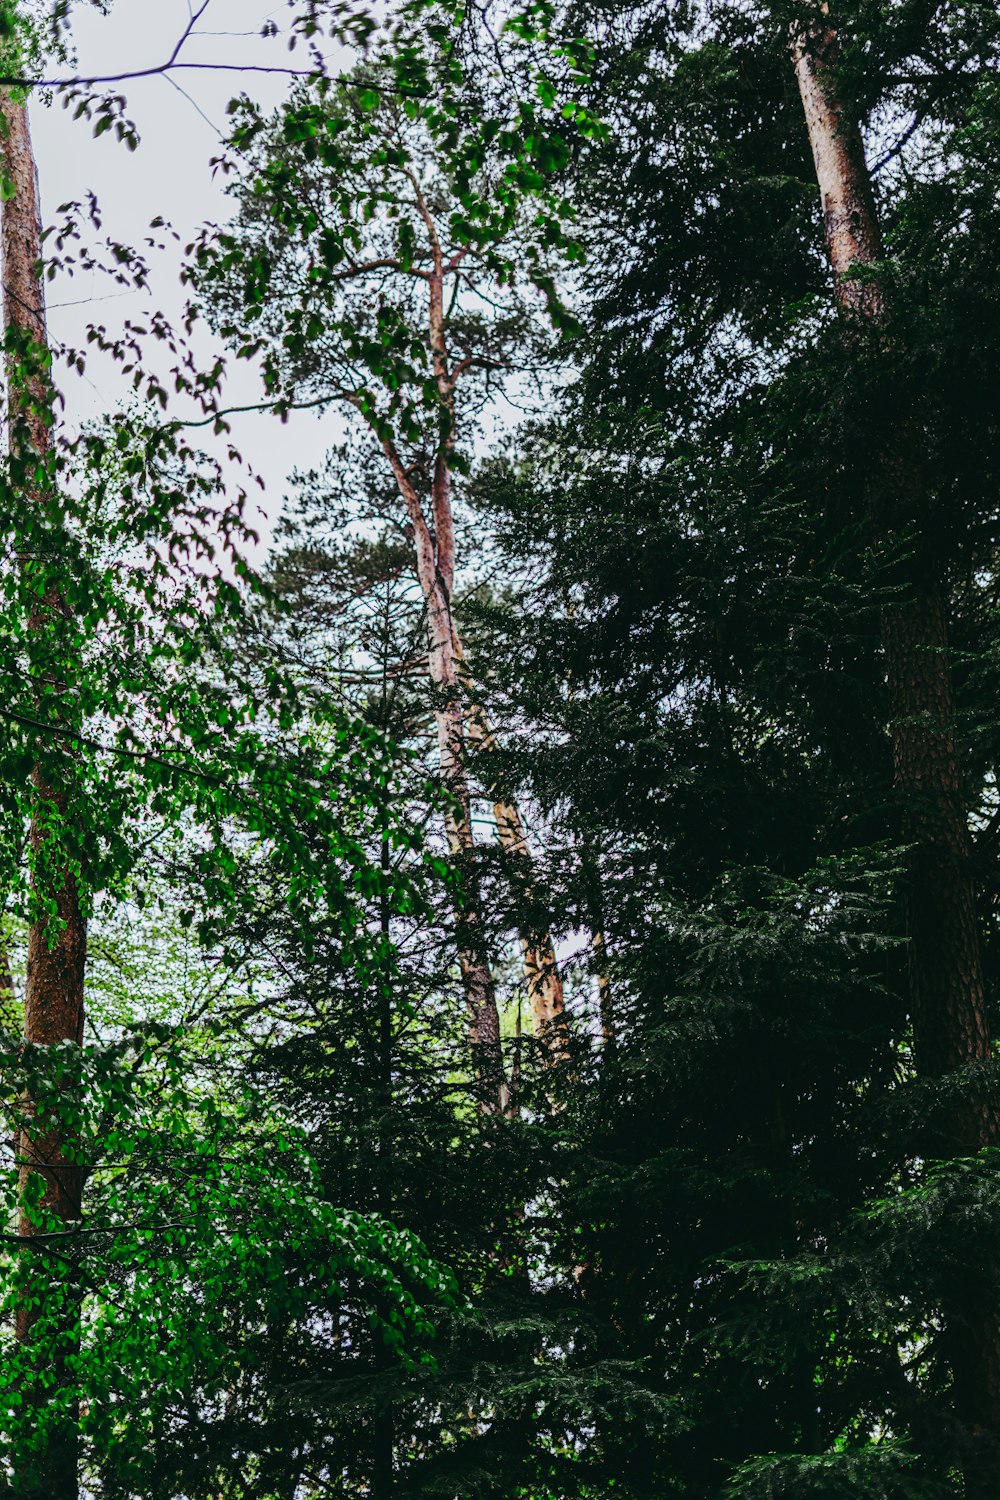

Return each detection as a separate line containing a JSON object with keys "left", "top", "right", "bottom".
{"left": 0, "top": 0, "right": 999, "bottom": 1496}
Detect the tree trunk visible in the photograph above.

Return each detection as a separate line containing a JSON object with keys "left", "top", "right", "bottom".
{"left": 380, "top": 441, "right": 507, "bottom": 1114}
{"left": 792, "top": 4, "right": 993, "bottom": 1130}
{"left": 592, "top": 926, "right": 613, "bottom": 1045}
{"left": 583, "top": 846, "right": 614, "bottom": 1050}
{"left": 791, "top": 5, "right": 999, "bottom": 1474}
{"left": 426, "top": 579, "right": 506, "bottom": 1114}
{"left": 2, "top": 92, "right": 85, "bottom": 1500}
{"left": 451, "top": 629, "right": 569, "bottom": 1059}
{"left": 373, "top": 211, "right": 509, "bottom": 1114}
{"left": 791, "top": 15, "right": 883, "bottom": 317}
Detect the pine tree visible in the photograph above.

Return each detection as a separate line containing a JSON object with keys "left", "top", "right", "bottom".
{"left": 466, "top": 1, "right": 1000, "bottom": 1492}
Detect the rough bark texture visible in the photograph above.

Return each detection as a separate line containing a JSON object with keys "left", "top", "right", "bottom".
{"left": 791, "top": 5, "right": 999, "bottom": 1470}
{"left": 791, "top": 18, "right": 883, "bottom": 315}
{"left": 452, "top": 630, "right": 568, "bottom": 1057}
{"left": 2, "top": 93, "right": 85, "bottom": 1500}
{"left": 792, "top": 6, "right": 993, "bottom": 1134}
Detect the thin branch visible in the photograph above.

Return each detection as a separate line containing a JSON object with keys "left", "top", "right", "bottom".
{"left": 0, "top": 0, "right": 430, "bottom": 94}
{"left": 0, "top": 61, "right": 346, "bottom": 90}
{"left": 326, "top": 256, "right": 432, "bottom": 283}
{"left": 450, "top": 352, "right": 503, "bottom": 383}
{"left": 403, "top": 167, "right": 442, "bottom": 269}
{"left": 871, "top": 112, "right": 923, "bottom": 175}
{"left": 162, "top": 390, "right": 359, "bottom": 432}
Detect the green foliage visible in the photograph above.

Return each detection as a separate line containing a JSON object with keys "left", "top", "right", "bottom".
{"left": 2, "top": 1, "right": 1000, "bottom": 1497}
{"left": 0, "top": 1015, "right": 456, "bottom": 1493}
{"left": 456, "top": 4, "right": 1000, "bottom": 1496}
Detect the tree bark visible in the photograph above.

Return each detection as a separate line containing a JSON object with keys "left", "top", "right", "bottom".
{"left": 592, "top": 926, "right": 613, "bottom": 1045}
{"left": 381, "top": 437, "right": 507, "bottom": 1114}
{"left": 451, "top": 629, "right": 569, "bottom": 1059}
{"left": 375, "top": 186, "right": 509, "bottom": 1114}
{"left": 584, "top": 847, "right": 614, "bottom": 1051}
{"left": 791, "top": 4, "right": 999, "bottom": 1475}
{"left": 791, "top": 15, "right": 883, "bottom": 317}
{"left": 792, "top": 5, "right": 993, "bottom": 1130}
{"left": 2, "top": 92, "right": 85, "bottom": 1500}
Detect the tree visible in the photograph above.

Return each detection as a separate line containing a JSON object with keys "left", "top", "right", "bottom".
{"left": 3, "top": 1, "right": 1000, "bottom": 1494}
{"left": 465, "top": 0, "right": 1000, "bottom": 1491}
{"left": 790, "top": 7, "right": 998, "bottom": 1474}
{"left": 0, "top": 6, "right": 484, "bottom": 1493}
{"left": 194, "top": 42, "right": 586, "bottom": 1104}
{"left": 2, "top": 12, "right": 92, "bottom": 1484}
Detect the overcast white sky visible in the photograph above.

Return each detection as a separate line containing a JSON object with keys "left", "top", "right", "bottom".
{"left": 31, "top": 0, "right": 356, "bottom": 558}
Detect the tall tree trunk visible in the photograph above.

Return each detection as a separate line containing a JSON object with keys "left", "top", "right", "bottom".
{"left": 381, "top": 439, "right": 507, "bottom": 1114}
{"left": 2, "top": 92, "right": 85, "bottom": 1500}
{"left": 791, "top": 17, "right": 883, "bottom": 318}
{"left": 591, "top": 925, "right": 613, "bottom": 1045}
{"left": 376, "top": 200, "right": 508, "bottom": 1114}
{"left": 791, "top": 6, "right": 999, "bottom": 1477}
{"left": 451, "top": 629, "right": 569, "bottom": 1058}
{"left": 583, "top": 845, "right": 614, "bottom": 1050}
{"left": 426, "top": 578, "right": 506, "bottom": 1113}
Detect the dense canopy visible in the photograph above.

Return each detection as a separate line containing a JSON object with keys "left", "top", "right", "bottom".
{"left": 0, "top": 1, "right": 999, "bottom": 1496}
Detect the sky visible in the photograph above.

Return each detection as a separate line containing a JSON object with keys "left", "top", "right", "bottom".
{"left": 31, "top": 0, "right": 356, "bottom": 558}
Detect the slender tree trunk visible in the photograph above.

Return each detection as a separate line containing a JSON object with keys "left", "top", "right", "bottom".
{"left": 2, "top": 93, "right": 85, "bottom": 1500}
{"left": 451, "top": 630, "right": 569, "bottom": 1057}
{"left": 592, "top": 926, "right": 613, "bottom": 1044}
{"left": 381, "top": 440, "right": 507, "bottom": 1114}
{"left": 426, "top": 574, "right": 506, "bottom": 1114}
{"left": 583, "top": 846, "right": 614, "bottom": 1050}
{"left": 791, "top": 7, "right": 999, "bottom": 1477}
{"left": 375, "top": 210, "right": 508, "bottom": 1114}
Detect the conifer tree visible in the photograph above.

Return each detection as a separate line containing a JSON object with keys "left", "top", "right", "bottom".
{"left": 467, "top": 1, "right": 1000, "bottom": 1493}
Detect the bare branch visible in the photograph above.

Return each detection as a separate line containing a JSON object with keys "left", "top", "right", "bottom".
{"left": 326, "top": 255, "right": 432, "bottom": 283}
